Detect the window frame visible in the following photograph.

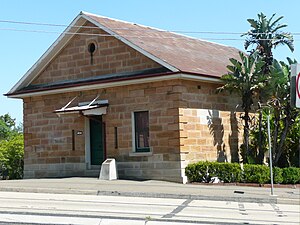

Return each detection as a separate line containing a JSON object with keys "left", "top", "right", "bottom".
{"left": 132, "top": 111, "right": 150, "bottom": 153}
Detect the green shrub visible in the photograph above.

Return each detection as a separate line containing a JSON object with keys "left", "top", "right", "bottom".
{"left": 186, "top": 161, "right": 299, "bottom": 184}
{"left": 185, "top": 161, "right": 242, "bottom": 183}
{"left": 185, "top": 161, "right": 211, "bottom": 182}
{"left": 282, "top": 167, "right": 300, "bottom": 184}
{"left": 185, "top": 163, "right": 200, "bottom": 182}
{"left": 0, "top": 134, "right": 24, "bottom": 179}
{"left": 214, "top": 162, "right": 242, "bottom": 183}
{"left": 242, "top": 164, "right": 270, "bottom": 184}
{"left": 273, "top": 167, "right": 283, "bottom": 184}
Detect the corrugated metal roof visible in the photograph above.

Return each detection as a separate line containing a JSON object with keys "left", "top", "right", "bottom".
{"left": 84, "top": 12, "right": 241, "bottom": 78}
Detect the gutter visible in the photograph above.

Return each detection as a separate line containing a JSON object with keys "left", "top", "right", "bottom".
{"left": 5, "top": 72, "right": 222, "bottom": 99}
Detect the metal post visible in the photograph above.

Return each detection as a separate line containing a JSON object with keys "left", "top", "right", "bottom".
{"left": 267, "top": 114, "right": 274, "bottom": 196}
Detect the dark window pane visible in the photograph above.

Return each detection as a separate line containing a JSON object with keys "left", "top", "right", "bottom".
{"left": 134, "top": 111, "right": 149, "bottom": 152}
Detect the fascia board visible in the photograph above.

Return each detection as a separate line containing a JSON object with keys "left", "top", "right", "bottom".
{"left": 7, "top": 73, "right": 221, "bottom": 98}
{"left": 180, "top": 73, "right": 222, "bottom": 84}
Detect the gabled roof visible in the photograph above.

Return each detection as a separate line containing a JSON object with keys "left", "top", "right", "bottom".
{"left": 7, "top": 11, "right": 240, "bottom": 96}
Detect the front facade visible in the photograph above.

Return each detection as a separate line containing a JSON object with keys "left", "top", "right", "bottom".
{"left": 7, "top": 12, "right": 242, "bottom": 183}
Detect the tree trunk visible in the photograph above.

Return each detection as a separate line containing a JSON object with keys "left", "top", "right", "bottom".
{"left": 257, "top": 105, "right": 264, "bottom": 164}
{"left": 274, "top": 117, "right": 290, "bottom": 166}
{"left": 244, "top": 110, "right": 251, "bottom": 163}
{"left": 274, "top": 105, "right": 295, "bottom": 166}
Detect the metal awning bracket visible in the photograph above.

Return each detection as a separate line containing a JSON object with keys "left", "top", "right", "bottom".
{"left": 54, "top": 94, "right": 108, "bottom": 117}
{"left": 60, "top": 96, "right": 77, "bottom": 111}
{"left": 88, "top": 94, "right": 100, "bottom": 107}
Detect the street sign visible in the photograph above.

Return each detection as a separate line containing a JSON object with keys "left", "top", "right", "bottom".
{"left": 297, "top": 72, "right": 300, "bottom": 107}
{"left": 291, "top": 64, "right": 300, "bottom": 108}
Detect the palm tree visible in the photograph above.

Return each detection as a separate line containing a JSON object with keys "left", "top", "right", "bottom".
{"left": 218, "top": 52, "right": 265, "bottom": 163}
{"left": 243, "top": 13, "right": 294, "bottom": 164}
{"left": 244, "top": 13, "right": 294, "bottom": 71}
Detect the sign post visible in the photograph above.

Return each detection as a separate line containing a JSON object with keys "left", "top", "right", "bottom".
{"left": 291, "top": 64, "right": 300, "bottom": 109}
{"left": 267, "top": 113, "right": 274, "bottom": 196}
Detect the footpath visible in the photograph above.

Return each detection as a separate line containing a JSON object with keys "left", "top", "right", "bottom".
{"left": 0, "top": 177, "right": 299, "bottom": 205}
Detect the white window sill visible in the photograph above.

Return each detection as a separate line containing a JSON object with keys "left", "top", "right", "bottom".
{"left": 129, "top": 151, "right": 153, "bottom": 157}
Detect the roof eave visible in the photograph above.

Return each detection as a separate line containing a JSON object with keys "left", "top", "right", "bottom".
{"left": 6, "top": 72, "right": 222, "bottom": 99}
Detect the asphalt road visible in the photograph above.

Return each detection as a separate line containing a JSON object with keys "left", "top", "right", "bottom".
{"left": 0, "top": 191, "right": 298, "bottom": 225}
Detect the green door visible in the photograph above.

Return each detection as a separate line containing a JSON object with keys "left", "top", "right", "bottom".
{"left": 90, "top": 116, "right": 104, "bottom": 165}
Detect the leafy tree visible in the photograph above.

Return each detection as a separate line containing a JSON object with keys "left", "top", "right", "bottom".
{"left": 0, "top": 114, "right": 16, "bottom": 128}
{"left": 249, "top": 59, "right": 299, "bottom": 167}
{"left": 267, "top": 59, "right": 299, "bottom": 166}
{"left": 0, "top": 114, "right": 24, "bottom": 179}
{"left": 218, "top": 52, "right": 265, "bottom": 163}
{"left": 0, "top": 119, "right": 11, "bottom": 141}
{"left": 0, "top": 113, "right": 21, "bottom": 140}
{"left": 0, "top": 134, "right": 24, "bottom": 179}
{"left": 243, "top": 13, "right": 294, "bottom": 163}
{"left": 283, "top": 116, "right": 300, "bottom": 167}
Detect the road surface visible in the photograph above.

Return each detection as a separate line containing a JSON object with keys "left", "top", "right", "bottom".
{"left": 0, "top": 191, "right": 298, "bottom": 224}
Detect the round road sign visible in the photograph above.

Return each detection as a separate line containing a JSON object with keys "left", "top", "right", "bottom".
{"left": 297, "top": 72, "right": 300, "bottom": 99}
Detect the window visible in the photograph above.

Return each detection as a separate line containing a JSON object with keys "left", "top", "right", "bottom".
{"left": 114, "top": 127, "right": 118, "bottom": 149}
{"left": 87, "top": 41, "right": 97, "bottom": 65}
{"left": 134, "top": 111, "right": 150, "bottom": 152}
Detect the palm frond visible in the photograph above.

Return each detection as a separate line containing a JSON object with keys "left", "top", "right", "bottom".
{"left": 269, "top": 15, "right": 284, "bottom": 29}
{"left": 272, "top": 24, "right": 287, "bottom": 33}
{"left": 247, "top": 19, "right": 258, "bottom": 29}
{"left": 273, "top": 38, "right": 294, "bottom": 52}
{"left": 286, "top": 57, "right": 297, "bottom": 65}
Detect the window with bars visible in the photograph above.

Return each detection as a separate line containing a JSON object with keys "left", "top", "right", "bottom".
{"left": 134, "top": 111, "right": 150, "bottom": 152}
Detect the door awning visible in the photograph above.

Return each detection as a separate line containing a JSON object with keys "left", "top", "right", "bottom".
{"left": 54, "top": 95, "right": 108, "bottom": 116}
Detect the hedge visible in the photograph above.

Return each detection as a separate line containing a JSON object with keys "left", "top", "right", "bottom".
{"left": 242, "top": 164, "right": 270, "bottom": 184}
{"left": 185, "top": 161, "right": 242, "bottom": 183}
{"left": 282, "top": 167, "right": 300, "bottom": 184}
{"left": 185, "top": 161, "right": 300, "bottom": 184}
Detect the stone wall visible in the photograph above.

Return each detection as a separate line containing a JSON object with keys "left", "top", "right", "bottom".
{"left": 23, "top": 94, "right": 86, "bottom": 178}
{"left": 23, "top": 78, "right": 242, "bottom": 183}
{"left": 23, "top": 79, "right": 184, "bottom": 182}
{"left": 178, "top": 80, "right": 243, "bottom": 174}
{"left": 102, "top": 80, "right": 183, "bottom": 182}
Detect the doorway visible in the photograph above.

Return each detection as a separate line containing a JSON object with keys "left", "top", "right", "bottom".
{"left": 89, "top": 116, "right": 105, "bottom": 165}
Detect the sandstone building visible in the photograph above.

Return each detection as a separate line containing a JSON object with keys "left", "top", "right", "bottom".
{"left": 7, "top": 12, "right": 242, "bottom": 183}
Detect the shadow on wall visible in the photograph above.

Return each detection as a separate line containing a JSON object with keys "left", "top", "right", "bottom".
{"left": 229, "top": 111, "right": 240, "bottom": 163}
{"left": 207, "top": 110, "right": 240, "bottom": 163}
{"left": 207, "top": 110, "right": 227, "bottom": 162}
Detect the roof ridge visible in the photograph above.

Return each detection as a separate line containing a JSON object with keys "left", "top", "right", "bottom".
{"left": 81, "top": 11, "right": 167, "bottom": 32}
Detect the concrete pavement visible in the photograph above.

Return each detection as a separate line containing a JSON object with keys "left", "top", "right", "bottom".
{"left": 0, "top": 191, "right": 299, "bottom": 225}
{"left": 0, "top": 178, "right": 299, "bottom": 205}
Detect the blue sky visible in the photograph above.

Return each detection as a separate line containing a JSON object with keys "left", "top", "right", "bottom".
{"left": 1, "top": 0, "right": 299, "bottom": 123}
